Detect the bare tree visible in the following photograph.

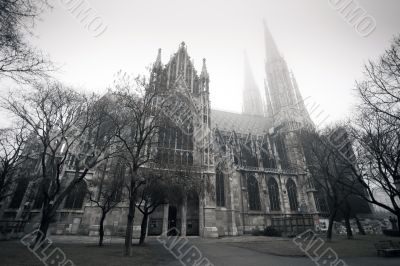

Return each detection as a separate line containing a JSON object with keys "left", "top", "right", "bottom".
{"left": 347, "top": 102, "right": 400, "bottom": 230}
{"left": 356, "top": 35, "right": 400, "bottom": 124}
{"left": 88, "top": 160, "right": 124, "bottom": 246}
{"left": 107, "top": 70, "right": 170, "bottom": 256}
{"left": 0, "top": 125, "right": 29, "bottom": 201}
{"left": 301, "top": 127, "right": 363, "bottom": 240}
{"left": 0, "top": 82, "right": 116, "bottom": 244}
{"left": 135, "top": 170, "right": 167, "bottom": 245}
{"left": 0, "top": 0, "right": 53, "bottom": 83}
{"left": 345, "top": 36, "right": 400, "bottom": 231}
{"left": 340, "top": 200, "right": 354, "bottom": 239}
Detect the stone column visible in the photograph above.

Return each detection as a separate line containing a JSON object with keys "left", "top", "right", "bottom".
{"left": 280, "top": 175, "right": 290, "bottom": 214}
{"left": 181, "top": 196, "right": 187, "bottom": 237}
{"left": 199, "top": 195, "right": 204, "bottom": 237}
{"left": 202, "top": 173, "right": 219, "bottom": 238}
{"left": 228, "top": 175, "right": 238, "bottom": 236}
{"left": 162, "top": 203, "right": 169, "bottom": 235}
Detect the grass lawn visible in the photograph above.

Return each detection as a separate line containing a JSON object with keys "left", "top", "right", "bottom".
{"left": 0, "top": 240, "right": 178, "bottom": 266}
{"left": 2, "top": 234, "right": 399, "bottom": 265}
{"left": 225, "top": 234, "right": 400, "bottom": 258}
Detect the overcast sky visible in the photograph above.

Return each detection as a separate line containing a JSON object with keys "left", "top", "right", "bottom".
{"left": 2, "top": 0, "right": 400, "bottom": 126}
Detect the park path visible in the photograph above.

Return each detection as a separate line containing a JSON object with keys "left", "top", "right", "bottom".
{"left": 156, "top": 237, "right": 400, "bottom": 266}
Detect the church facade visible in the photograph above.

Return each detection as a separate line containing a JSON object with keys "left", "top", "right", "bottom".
{"left": 0, "top": 23, "right": 324, "bottom": 238}
{"left": 84, "top": 22, "right": 323, "bottom": 238}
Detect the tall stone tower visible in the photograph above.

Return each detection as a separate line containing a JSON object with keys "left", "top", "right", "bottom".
{"left": 150, "top": 42, "right": 217, "bottom": 237}
{"left": 262, "top": 21, "right": 310, "bottom": 169}
{"left": 262, "top": 21, "right": 318, "bottom": 214}
{"left": 242, "top": 52, "right": 264, "bottom": 116}
{"left": 150, "top": 41, "right": 214, "bottom": 169}
{"left": 263, "top": 21, "right": 311, "bottom": 127}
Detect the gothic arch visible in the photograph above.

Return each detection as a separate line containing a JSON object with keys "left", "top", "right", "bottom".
{"left": 247, "top": 175, "right": 261, "bottom": 211}
{"left": 267, "top": 177, "right": 281, "bottom": 211}
{"left": 286, "top": 178, "right": 299, "bottom": 211}
{"left": 215, "top": 165, "right": 225, "bottom": 207}
{"left": 64, "top": 181, "right": 87, "bottom": 209}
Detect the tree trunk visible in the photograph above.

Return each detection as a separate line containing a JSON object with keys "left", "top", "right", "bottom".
{"left": 396, "top": 214, "right": 400, "bottom": 232}
{"left": 124, "top": 198, "right": 136, "bottom": 256}
{"left": 34, "top": 208, "right": 52, "bottom": 246}
{"left": 139, "top": 211, "right": 148, "bottom": 245}
{"left": 327, "top": 209, "right": 337, "bottom": 241}
{"left": 99, "top": 211, "right": 107, "bottom": 246}
{"left": 344, "top": 215, "right": 353, "bottom": 239}
{"left": 355, "top": 216, "right": 365, "bottom": 235}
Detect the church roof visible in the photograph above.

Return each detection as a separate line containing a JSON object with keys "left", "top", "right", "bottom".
{"left": 210, "top": 109, "right": 271, "bottom": 135}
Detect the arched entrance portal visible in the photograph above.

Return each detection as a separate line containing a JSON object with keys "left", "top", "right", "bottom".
{"left": 150, "top": 191, "right": 200, "bottom": 236}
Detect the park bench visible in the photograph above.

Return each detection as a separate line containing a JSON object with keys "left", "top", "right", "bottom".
{"left": 374, "top": 240, "right": 400, "bottom": 257}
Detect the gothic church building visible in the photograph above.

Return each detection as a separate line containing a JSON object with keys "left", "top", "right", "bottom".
{"left": 0, "top": 22, "right": 323, "bottom": 238}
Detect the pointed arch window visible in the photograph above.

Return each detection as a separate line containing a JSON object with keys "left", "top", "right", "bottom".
{"left": 64, "top": 181, "right": 87, "bottom": 209}
{"left": 268, "top": 178, "right": 281, "bottom": 211}
{"left": 247, "top": 175, "right": 261, "bottom": 210}
{"left": 216, "top": 167, "right": 225, "bottom": 207}
{"left": 286, "top": 178, "right": 299, "bottom": 211}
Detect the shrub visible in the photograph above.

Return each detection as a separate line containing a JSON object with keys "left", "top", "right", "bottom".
{"left": 263, "top": 226, "right": 281, "bottom": 237}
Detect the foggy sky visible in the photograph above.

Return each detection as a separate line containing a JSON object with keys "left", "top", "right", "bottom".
{"left": 1, "top": 0, "right": 400, "bottom": 127}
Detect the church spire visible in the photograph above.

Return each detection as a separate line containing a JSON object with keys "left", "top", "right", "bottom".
{"left": 244, "top": 51, "right": 258, "bottom": 91}
{"left": 263, "top": 20, "right": 281, "bottom": 61}
{"left": 150, "top": 48, "right": 163, "bottom": 86}
{"left": 154, "top": 48, "right": 162, "bottom": 68}
{"left": 200, "top": 58, "right": 209, "bottom": 93}
{"left": 290, "top": 70, "right": 302, "bottom": 107}
{"left": 200, "top": 58, "right": 209, "bottom": 80}
{"left": 290, "top": 71, "right": 314, "bottom": 127}
{"left": 242, "top": 51, "right": 264, "bottom": 116}
{"left": 263, "top": 20, "right": 300, "bottom": 124}
{"left": 264, "top": 79, "right": 274, "bottom": 117}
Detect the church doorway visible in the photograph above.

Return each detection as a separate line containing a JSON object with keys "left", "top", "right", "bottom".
{"left": 166, "top": 191, "right": 200, "bottom": 236}
{"left": 168, "top": 205, "right": 178, "bottom": 236}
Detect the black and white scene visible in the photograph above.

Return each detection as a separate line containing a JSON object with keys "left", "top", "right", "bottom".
{"left": 0, "top": 0, "right": 400, "bottom": 265}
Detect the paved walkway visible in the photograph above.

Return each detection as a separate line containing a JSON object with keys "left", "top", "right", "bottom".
{"left": 192, "top": 240, "right": 400, "bottom": 266}
{"left": 152, "top": 236, "right": 400, "bottom": 266}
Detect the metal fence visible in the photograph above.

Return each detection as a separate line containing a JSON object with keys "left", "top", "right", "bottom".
{"left": 271, "top": 214, "right": 314, "bottom": 235}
